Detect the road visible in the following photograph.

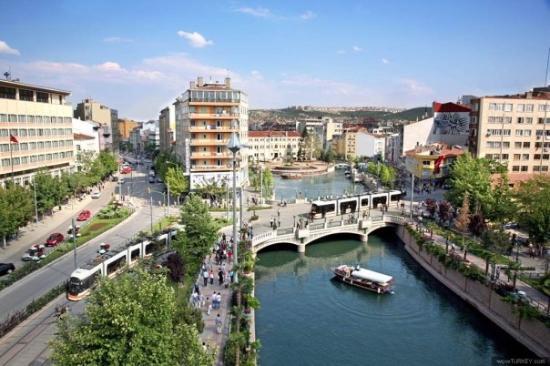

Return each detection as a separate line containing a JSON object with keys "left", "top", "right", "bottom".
{"left": 0, "top": 163, "right": 170, "bottom": 325}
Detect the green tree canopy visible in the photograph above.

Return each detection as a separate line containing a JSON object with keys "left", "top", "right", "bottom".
{"left": 0, "top": 183, "right": 33, "bottom": 242}
{"left": 51, "top": 269, "right": 211, "bottom": 365}
{"left": 514, "top": 175, "right": 550, "bottom": 248}
{"left": 165, "top": 166, "right": 189, "bottom": 202}
{"left": 176, "top": 195, "right": 218, "bottom": 259}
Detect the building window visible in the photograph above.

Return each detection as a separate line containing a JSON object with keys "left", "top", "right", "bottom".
{"left": 523, "top": 142, "right": 530, "bottom": 148}
{"left": 19, "top": 89, "right": 34, "bottom": 101}
{"left": 512, "top": 165, "right": 520, "bottom": 172}
{"left": 521, "top": 166, "right": 528, "bottom": 172}
{"left": 36, "top": 92, "right": 49, "bottom": 103}
{"left": 537, "top": 118, "right": 550, "bottom": 124}
{"left": 538, "top": 104, "right": 550, "bottom": 112}
{"left": 522, "top": 154, "right": 529, "bottom": 160}
{"left": 0, "top": 86, "right": 16, "bottom": 99}
{"left": 9, "top": 114, "right": 16, "bottom": 122}
{"left": 513, "top": 154, "right": 520, "bottom": 161}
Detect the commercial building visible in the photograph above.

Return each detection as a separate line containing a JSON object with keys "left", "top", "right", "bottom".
{"left": 74, "top": 98, "right": 117, "bottom": 151}
{"left": 72, "top": 119, "right": 100, "bottom": 170}
{"left": 174, "top": 77, "right": 248, "bottom": 190}
{"left": 297, "top": 116, "right": 342, "bottom": 150}
{"left": 159, "top": 105, "right": 176, "bottom": 152}
{"left": 394, "top": 102, "right": 471, "bottom": 162}
{"left": 468, "top": 87, "right": 550, "bottom": 184}
{"left": 117, "top": 118, "right": 139, "bottom": 142}
{"left": 405, "top": 143, "right": 465, "bottom": 182}
{"left": 248, "top": 130, "right": 301, "bottom": 162}
{"left": 0, "top": 79, "right": 75, "bottom": 186}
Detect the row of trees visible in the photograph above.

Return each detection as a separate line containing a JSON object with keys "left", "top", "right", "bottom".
{"left": 446, "top": 153, "right": 549, "bottom": 254}
{"left": 249, "top": 166, "right": 274, "bottom": 201}
{"left": 153, "top": 152, "right": 189, "bottom": 203}
{"left": 366, "top": 161, "right": 397, "bottom": 188}
{"left": 0, "top": 151, "right": 118, "bottom": 246}
{"left": 51, "top": 195, "right": 219, "bottom": 365}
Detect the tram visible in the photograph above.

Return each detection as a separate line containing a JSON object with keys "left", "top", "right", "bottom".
{"left": 310, "top": 190, "right": 405, "bottom": 219}
{"left": 67, "top": 230, "right": 178, "bottom": 301}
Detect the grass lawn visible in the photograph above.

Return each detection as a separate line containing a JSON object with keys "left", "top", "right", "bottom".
{"left": 247, "top": 205, "right": 272, "bottom": 211}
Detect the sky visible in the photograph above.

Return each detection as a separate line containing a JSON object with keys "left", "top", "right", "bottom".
{"left": 0, "top": 0, "right": 549, "bottom": 120}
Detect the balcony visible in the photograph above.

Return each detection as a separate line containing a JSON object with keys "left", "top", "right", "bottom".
{"left": 190, "top": 139, "right": 229, "bottom": 146}
{"left": 188, "top": 126, "right": 237, "bottom": 133}
{"left": 190, "top": 164, "right": 233, "bottom": 171}
{"left": 190, "top": 152, "right": 232, "bottom": 160}
{"left": 189, "top": 113, "right": 238, "bottom": 120}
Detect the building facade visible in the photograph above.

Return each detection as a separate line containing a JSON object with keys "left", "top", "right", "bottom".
{"left": 356, "top": 131, "right": 386, "bottom": 159}
{"left": 74, "top": 99, "right": 116, "bottom": 151}
{"left": 248, "top": 130, "right": 301, "bottom": 162}
{"left": 159, "top": 105, "right": 176, "bottom": 153}
{"left": 469, "top": 87, "right": 550, "bottom": 184}
{"left": 72, "top": 118, "right": 100, "bottom": 170}
{"left": 298, "top": 117, "right": 342, "bottom": 150}
{"left": 174, "top": 77, "right": 248, "bottom": 190}
{"left": 117, "top": 118, "right": 139, "bottom": 142}
{"left": 405, "top": 143, "right": 465, "bottom": 182}
{"left": 0, "top": 79, "right": 75, "bottom": 186}
{"left": 332, "top": 127, "right": 359, "bottom": 159}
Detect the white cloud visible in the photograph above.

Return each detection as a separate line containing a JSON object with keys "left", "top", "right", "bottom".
{"left": 96, "top": 61, "right": 124, "bottom": 72}
{"left": 400, "top": 78, "right": 433, "bottom": 95}
{"left": 236, "top": 6, "right": 272, "bottom": 18}
{"left": 0, "top": 40, "right": 20, "bottom": 55}
{"left": 352, "top": 46, "right": 363, "bottom": 52}
{"left": 177, "top": 31, "right": 213, "bottom": 48}
{"left": 382, "top": 58, "right": 390, "bottom": 64}
{"left": 300, "top": 10, "right": 316, "bottom": 20}
{"left": 103, "top": 36, "right": 133, "bottom": 43}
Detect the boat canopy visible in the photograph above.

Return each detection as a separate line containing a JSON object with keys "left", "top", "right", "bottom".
{"left": 351, "top": 268, "right": 393, "bottom": 284}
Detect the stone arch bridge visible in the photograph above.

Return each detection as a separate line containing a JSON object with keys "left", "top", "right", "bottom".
{"left": 252, "top": 214, "right": 409, "bottom": 254}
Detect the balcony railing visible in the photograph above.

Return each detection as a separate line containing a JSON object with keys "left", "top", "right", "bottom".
{"left": 190, "top": 164, "right": 234, "bottom": 171}
{"left": 188, "top": 126, "right": 237, "bottom": 133}
{"left": 189, "top": 113, "right": 239, "bottom": 120}
{"left": 190, "top": 152, "right": 232, "bottom": 159}
{"left": 190, "top": 139, "right": 229, "bottom": 146}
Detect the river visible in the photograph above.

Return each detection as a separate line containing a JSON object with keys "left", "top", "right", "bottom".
{"left": 254, "top": 231, "right": 532, "bottom": 366}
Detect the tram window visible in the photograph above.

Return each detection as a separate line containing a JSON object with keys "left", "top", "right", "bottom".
{"left": 390, "top": 194, "right": 400, "bottom": 202}
{"left": 373, "top": 196, "right": 387, "bottom": 207}
{"left": 325, "top": 204, "right": 335, "bottom": 213}
{"left": 107, "top": 256, "right": 126, "bottom": 275}
{"left": 361, "top": 198, "right": 369, "bottom": 207}
{"left": 130, "top": 248, "right": 140, "bottom": 261}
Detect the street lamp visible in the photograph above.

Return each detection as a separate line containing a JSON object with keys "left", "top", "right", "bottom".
{"left": 227, "top": 132, "right": 241, "bottom": 283}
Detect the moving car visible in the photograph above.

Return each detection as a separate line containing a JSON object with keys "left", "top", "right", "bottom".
{"left": 21, "top": 245, "right": 47, "bottom": 262}
{"left": 91, "top": 191, "right": 101, "bottom": 199}
{"left": 121, "top": 166, "right": 132, "bottom": 174}
{"left": 0, "top": 262, "right": 15, "bottom": 276}
{"left": 77, "top": 210, "right": 91, "bottom": 221}
{"left": 148, "top": 176, "right": 156, "bottom": 184}
{"left": 46, "top": 233, "right": 64, "bottom": 247}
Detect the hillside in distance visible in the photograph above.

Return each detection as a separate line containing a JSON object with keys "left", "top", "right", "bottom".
{"left": 250, "top": 106, "right": 433, "bottom": 124}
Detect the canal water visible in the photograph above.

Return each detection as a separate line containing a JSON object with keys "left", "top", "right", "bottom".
{"left": 274, "top": 170, "right": 364, "bottom": 201}
{"left": 255, "top": 231, "right": 532, "bottom": 366}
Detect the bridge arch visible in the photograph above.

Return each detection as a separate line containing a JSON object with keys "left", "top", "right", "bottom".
{"left": 304, "top": 230, "right": 366, "bottom": 246}
{"left": 255, "top": 240, "right": 299, "bottom": 254}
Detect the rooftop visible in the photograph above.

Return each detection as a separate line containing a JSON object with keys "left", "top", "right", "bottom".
{"left": 0, "top": 79, "right": 70, "bottom": 95}
{"left": 249, "top": 130, "right": 301, "bottom": 138}
{"left": 482, "top": 87, "right": 550, "bottom": 101}
{"left": 405, "top": 143, "right": 465, "bottom": 157}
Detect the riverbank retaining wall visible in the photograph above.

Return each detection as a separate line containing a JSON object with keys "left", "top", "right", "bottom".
{"left": 396, "top": 225, "right": 550, "bottom": 357}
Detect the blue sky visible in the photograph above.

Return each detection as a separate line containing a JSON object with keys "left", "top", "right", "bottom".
{"left": 0, "top": 0, "right": 549, "bottom": 120}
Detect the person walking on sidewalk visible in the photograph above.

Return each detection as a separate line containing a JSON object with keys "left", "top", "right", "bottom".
{"left": 209, "top": 270, "right": 214, "bottom": 285}
{"left": 215, "top": 314, "right": 223, "bottom": 334}
{"left": 202, "top": 270, "right": 209, "bottom": 287}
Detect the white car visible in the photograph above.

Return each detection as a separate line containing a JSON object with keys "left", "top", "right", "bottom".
{"left": 22, "top": 245, "right": 47, "bottom": 262}
{"left": 91, "top": 191, "right": 101, "bottom": 199}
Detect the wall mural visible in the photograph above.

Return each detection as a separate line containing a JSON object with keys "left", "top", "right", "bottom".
{"left": 434, "top": 112, "right": 469, "bottom": 135}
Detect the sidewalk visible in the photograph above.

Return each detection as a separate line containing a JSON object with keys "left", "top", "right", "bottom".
{"left": 0, "top": 181, "right": 117, "bottom": 264}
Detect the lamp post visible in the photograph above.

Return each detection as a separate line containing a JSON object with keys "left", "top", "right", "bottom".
{"left": 227, "top": 132, "right": 241, "bottom": 283}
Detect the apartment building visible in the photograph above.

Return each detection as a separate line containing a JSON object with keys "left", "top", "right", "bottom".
{"left": 297, "top": 117, "right": 343, "bottom": 149}
{"left": 332, "top": 127, "right": 358, "bottom": 159}
{"left": 469, "top": 87, "right": 550, "bottom": 184}
{"left": 405, "top": 143, "right": 465, "bottom": 182}
{"left": 159, "top": 105, "right": 176, "bottom": 152}
{"left": 0, "top": 79, "right": 75, "bottom": 186}
{"left": 356, "top": 131, "right": 386, "bottom": 158}
{"left": 174, "top": 77, "right": 248, "bottom": 190}
{"left": 248, "top": 130, "right": 301, "bottom": 162}
{"left": 72, "top": 119, "right": 100, "bottom": 170}
{"left": 117, "top": 118, "right": 139, "bottom": 142}
{"left": 74, "top": 99, "right": 117, "bottom": 151}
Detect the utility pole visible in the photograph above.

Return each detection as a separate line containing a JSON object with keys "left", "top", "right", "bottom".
{"left": 149, "top": 193, "right": 153, "bottom": 233}
{"left": 72, "top": 218, "right": 77, "bottom": 270}
{"left": 33, "top": 180, "right": 39, "bottom": 223}
{"left": 410, "top": 172, "right": 415, "bottom": 220}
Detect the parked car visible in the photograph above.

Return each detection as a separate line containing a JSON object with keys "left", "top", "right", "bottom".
{"left": 46, "top": 233, "right": 64, "bottom": 247}
{"left": 91, "top": 191, "right": 101, "bottom": 199}
{"left": 148, "top": 176, "right": 156, "bottom": 184}
{"left": 0, "top": 262, "right": 15, "bottom": 276}
{"left": 77, "top": 210, "right": 91, "bottom": 221}
{"left": 121, "top": 166, "right": 132, "bottom": 174}
{"left": 21, "top": 244, "right": 47, "bottom": 262}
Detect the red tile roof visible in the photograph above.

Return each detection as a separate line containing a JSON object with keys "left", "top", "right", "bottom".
{"left": 433, "top": 102, "right": 471, "bottom": 113}
{"left": 249, "top": 130, "right": 301, "bottom": 138}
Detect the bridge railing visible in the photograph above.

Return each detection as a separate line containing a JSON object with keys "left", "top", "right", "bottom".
{"left": 252, "top": 230, "right": 275, "bottom": 246}
{"left": 277, "top": 227, "right": 294, "bottom": 236}
{"left": 327, "top": 220, "right": 342, "bottom": 228}
{"left": 309, "top": 223, "right": 325, "bottom": 231}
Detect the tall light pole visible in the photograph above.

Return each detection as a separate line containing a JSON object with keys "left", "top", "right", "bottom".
{"left": 260, "top": 164, "right": 263, "bottom": 205}
{"left": 228, "top": 132, "right": 241, "bottom": 283}
{"left": 32, "top": 178, "right": 39, "bottom": 223}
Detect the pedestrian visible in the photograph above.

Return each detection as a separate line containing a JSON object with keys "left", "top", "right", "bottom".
{"left": 215, "top": 314, "right": 223, "bottom": 334}
{"left": 218, "top": 268, "right": 224, "bottom": 285}
{"left": 209, "top": 270, "right": 214, "bottom": 285}
{"left": 277, "top": 208, "right": 280, "bottom": 219}
{"left": 194, "top": 283, "right": 200, "bottom": 296}
{"left": 270, "top": 217, "right": 273, "bottom": 228}
{"left": 203, "top": 270, "right": 209, "bottom": 287}
{"left": 192, "top": 292, "right": 199, "bottom": 308}
{"left": 207, "top": 299, "right": 212, "bottom": 315}
{"left": 230, "top": 269, "right": 235, "bottom": 283}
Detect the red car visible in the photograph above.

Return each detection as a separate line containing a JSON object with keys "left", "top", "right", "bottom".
{"left": 77, "top": 210, "right": 91, "bottom": 221}
{"left": 120, "top": 166, "right": 132, "bottom": 174}
{"left": 46, "top": 233, "right": 64, "bottom": 247}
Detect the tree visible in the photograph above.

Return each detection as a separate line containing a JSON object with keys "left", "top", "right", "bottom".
{"left": 176, "top": 195, "right": 218, "bottom": 260}
{"left": 438, "top": 200, "right": 452, "bottom": 225}
{"left": 446, "top": 153, "right": 494, "bottom": 216}
{"left": 425, "top": 199, "right": 437, "bottom": 218}
{"left": 514, "top": 175, "right": 550, "bottom": 256}
{"left": 163, "top": 252, "right": 184, "bottom": 283}
{"left": 487, "top": 174, "right": 515, "bottom": 223}
{"left": 468, "top": 213, "right": 486, "bottom": 236}
{"left": 455, "top": 194, "right": 471, "bottom": 260}
{"left": 481, "top": 227, "right": 511, "bottom": 255}
{"left": 165, "top": 166, "right": 189, "bottom": 203}
{"left": 51, "top": 269, "right": 211, "bottom": 365}
{"left": 33, "top": 171, "right": 59, "bottom": 215}
{"left": 0, "top": 183, "right": 33, "bottom": 247}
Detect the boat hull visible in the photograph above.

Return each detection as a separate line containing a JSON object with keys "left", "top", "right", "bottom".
{"left": 332, "top": 268, "right": 392, "bottom": 294}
